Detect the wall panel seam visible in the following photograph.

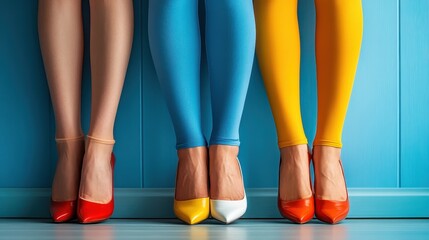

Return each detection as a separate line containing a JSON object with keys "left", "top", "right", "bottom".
{"left": 397, "top": 0, "right": 402, "bottom": 188}
{"left": 140, "top": 0, "right": 145, "bottom": 189}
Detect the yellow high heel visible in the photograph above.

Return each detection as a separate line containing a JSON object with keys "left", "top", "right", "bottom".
{"left": 174, "top": 198, "right": 209, "bottom": 225}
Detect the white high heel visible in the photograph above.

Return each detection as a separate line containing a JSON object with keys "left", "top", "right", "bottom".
{"left": 210, "top": 158, "right": 247, "bottom": 224}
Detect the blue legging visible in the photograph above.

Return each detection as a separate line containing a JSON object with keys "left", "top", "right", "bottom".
{"left": 148, "top": 0, "right": 256, "bottom": 149}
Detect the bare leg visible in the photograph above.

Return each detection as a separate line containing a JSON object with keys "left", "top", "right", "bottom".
{"left": 38, "top": 0, "right": 84, "bottom": 201}
{"left": 313, "top": 146, "right": 346, "bottom": 200}
{"left": 209, "top": 145, "right": 244, "bottom": 200}
{"left": 279, "top": 145, "right": 312, "bottom": 201}
{"left": 175, "top": 147, "right": 209, "bottom": 200}
{"left": 79, "top": 0, "right": 134, "bottom": 203}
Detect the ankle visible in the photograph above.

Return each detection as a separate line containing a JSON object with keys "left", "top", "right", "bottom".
{"left": 280, "top": 144, "right": 309, "bottom": 164}
{"left": 84, "top": 136, "right": 115, "bottom": 163}
{"left": 177, "top": 147, "right": 208, "bottom": 162}
{"left": 55, "top": 137, "right": 85, "bottom": 161}
{"left": 55, "top": 128, "right": 84, "bottom": 140}
{"left": 312, "top": 146, "right": 347, "bottom": 201}
{"left": 87, "top": 128, "right": 114, "bottom": 140}
{"left": 313, "top": 145, "right": 341, "bottom": 156}
{"left": 209, "top": 145, "right": 239, "bottom": 161}
{"left": 312, "top": 145, "right": 341, "bottom": 165}
{"left": 52, "top": 137, "right": 85, "bottom": 201}
{"left": 278, "top": 145, "right": 312, "bottom": 200}
{"left": 175, "top": 147, "right": 209, "bottom": 200}
{"left": 85, "top": 143, "right": 114, "bottom": 156}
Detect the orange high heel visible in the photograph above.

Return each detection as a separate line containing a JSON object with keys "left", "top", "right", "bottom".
{"left": 77, "top": 136, "right": 116, "bottom": 224}
{"left": 314, "top": 159, "right": 349, "bottom": 224}
{"left": 277, "top": 153, "right": 314, "bottom": 224}
{"left": 50, "top": 135, "right": 84, "bottom": 223}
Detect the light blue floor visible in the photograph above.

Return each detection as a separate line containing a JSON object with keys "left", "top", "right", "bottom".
{"left": 0, "top": 219, "right": 428, "bottom": 240}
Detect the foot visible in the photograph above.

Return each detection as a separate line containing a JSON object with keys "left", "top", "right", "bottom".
{"left": 78, "top": 139, "right": 114, "bottom": 204}
{"left": 209, "top": 145, "right": 244, "bottom": 200}
{"left": 51, "top": 138, "right": 85, "bottom": 202}
{"left": 279, "top": 145, "right": 312, "bottom": 201}
{"left": 312, "top": 146, "right": 347, "bottom": 201}
{"left": 175, "top": 147, "right": 209, "bottom": 200}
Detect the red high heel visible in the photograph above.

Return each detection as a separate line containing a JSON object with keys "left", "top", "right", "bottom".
{"left": 314, "top": 159, "right": 349, "bottom": 224}
{"left": 51, "top": 200, "right": 76, "bottom": 223}
{"left": 278, "top": 153, "right": 314, "bottom": 224}
{"left": 77, "top": 136, "right": 116, "bottom": 224}
{"left": 50, "top": 135, "right": 84, "bottom": 223}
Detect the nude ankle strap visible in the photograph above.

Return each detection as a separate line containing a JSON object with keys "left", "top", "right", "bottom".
{"left": 86, "top": 135, "right": 115, "bottom": 145}
{"left": 55, "top": 135, "right": 85, "bottom": 143}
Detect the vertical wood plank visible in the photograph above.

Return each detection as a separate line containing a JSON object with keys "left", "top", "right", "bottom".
{"left": 341, "top": 0, "right": 399, "bottom": 187}
{"left": 0, "top": 1, "right": 52, "bottom": 187}
{"left": 240, "top": 62, "right": 280, "bottom": 188}
{"left": 0, "top": 0, "right": 410, "bottom": 190}
{"left": 400, "top": 0, "right": 429, "bottom": 187}
{"left": 142, "top": 0, "right": 177, "bottom": 187}
{"left": 114, "top": 0, "right": 143, "bottom": 188}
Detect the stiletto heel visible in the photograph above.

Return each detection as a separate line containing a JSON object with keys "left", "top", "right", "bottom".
{"left": 314, "top": 159, "right": 349, "bottom": 224}
{"left": 210, "top": 158, "right": 247, "bottom": 224}
{"left": 173, "top": 154, "right": 209, "bottom": 225}
{"left": 50, "top": 135, "right": 84, "bottom": 223}
{"left": 77, "top": 136, "right": 116, "bottom": 224}
{"left": 277, "top": 153, "right": 314, "bottom": 224}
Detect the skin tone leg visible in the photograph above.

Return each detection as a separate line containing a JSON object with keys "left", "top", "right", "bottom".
{"left": 38, "top": 0, "right": 84, "bottom": 201}
{"left": 279, "top": 145, "right": 312, "bottom": 201}
{"left": 209, "top": 145, "right": 244, "bottom": 200}
{"left": 175, "top": 147, "right": 209, "bottom": 200}
{"left": 79, "top": 0, "right": 134, "bottom": 203}
{"left": 313, "top": 146, "right": 346, "bottom": 200}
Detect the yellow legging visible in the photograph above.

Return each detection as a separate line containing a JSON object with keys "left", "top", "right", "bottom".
{"left": 254, "top": 0, "right": 363, "bottom": 148}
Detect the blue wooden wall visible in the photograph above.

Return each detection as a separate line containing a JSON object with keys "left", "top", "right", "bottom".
{"left": 0, "top": 0, "right": 428, "bottom": 217}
